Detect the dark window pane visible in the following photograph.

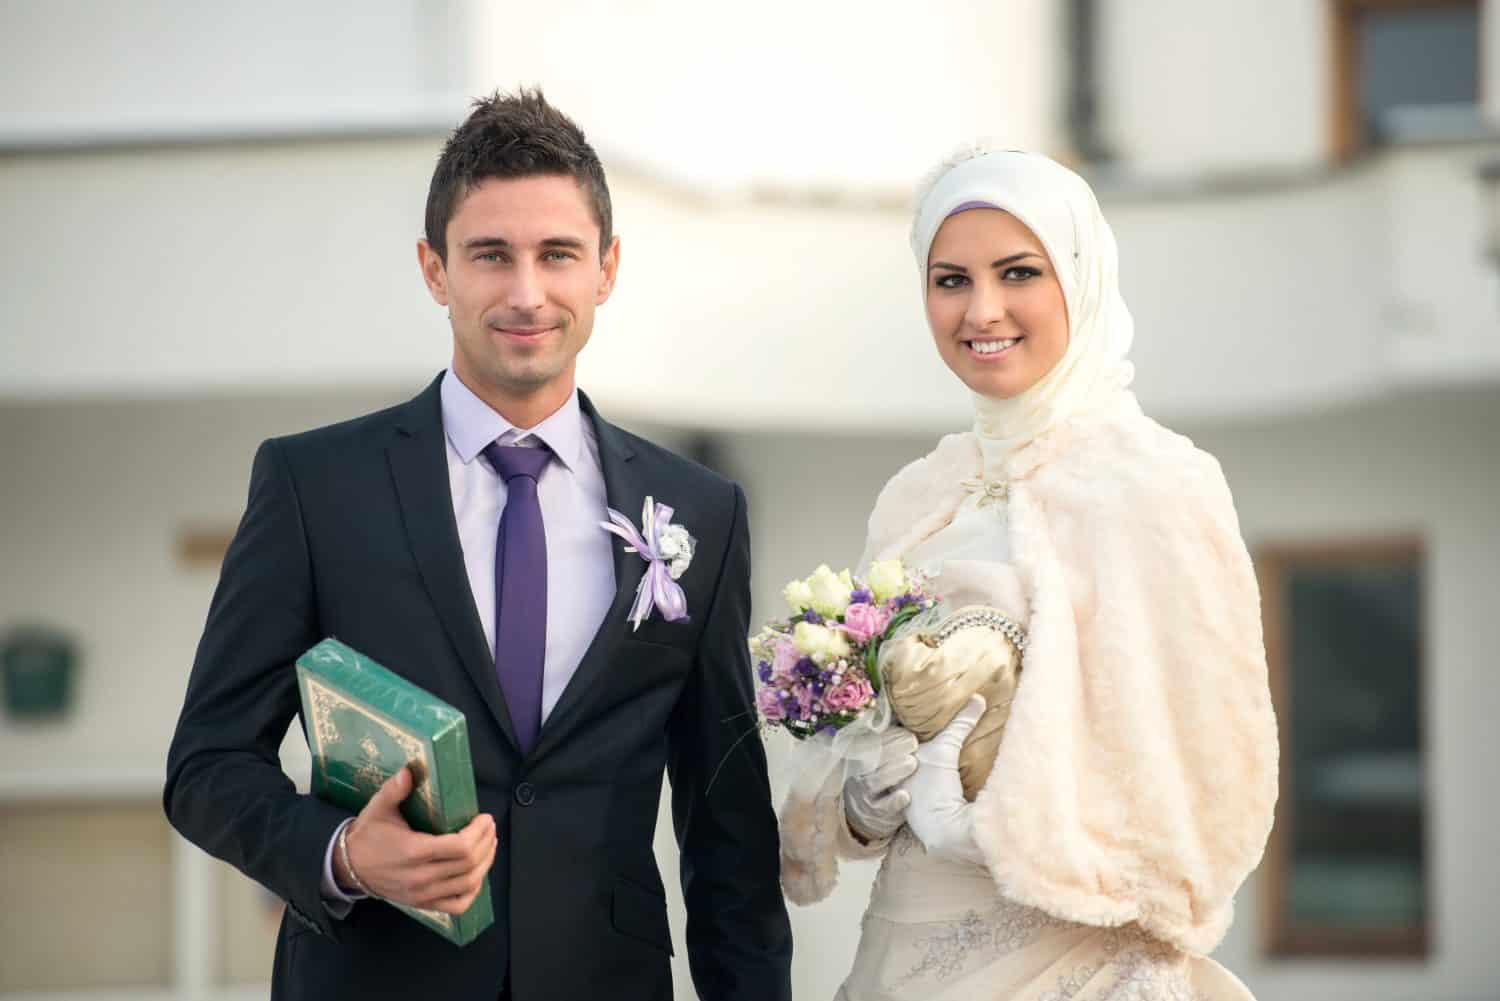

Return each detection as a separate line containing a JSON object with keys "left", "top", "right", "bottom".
{"left": 1361, "top": 7, "right": 1479, "bottom": 141}
{"left": 1285, "top": 564, "right": 1425, "bottom": 932}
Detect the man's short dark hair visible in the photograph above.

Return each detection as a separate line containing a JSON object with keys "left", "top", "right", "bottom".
{"left": 425, "top": 88, "right": 612, "bottom": 261}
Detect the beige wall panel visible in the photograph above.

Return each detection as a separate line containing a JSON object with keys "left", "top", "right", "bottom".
{"left": 0, "top": 800, "right": 172, "bottom": 992}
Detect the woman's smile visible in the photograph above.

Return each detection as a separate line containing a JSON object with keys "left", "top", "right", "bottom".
{"left": 963, "top": 336, "right": 1023, "bottom": 359}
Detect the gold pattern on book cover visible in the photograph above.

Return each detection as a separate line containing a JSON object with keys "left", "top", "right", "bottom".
{"left": 304, "top": 677, "right": 442, "bottom": 840}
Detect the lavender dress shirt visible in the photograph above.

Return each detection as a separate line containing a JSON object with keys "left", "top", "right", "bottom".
{"left": 320, "top": 369, "right": 617, "bottom": 911}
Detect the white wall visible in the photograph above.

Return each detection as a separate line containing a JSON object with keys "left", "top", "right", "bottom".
{"left": 1098, "top": 0, "right": 1329, "bottom": 176}
{"left": 0, "top": 139, "right": 454, "bottom": 399}
{"left": 0, "top": 0, "right": 1060, "bottom": 187}
{"left": 1380, "top": 146, "right": 1500, "bottom": 381}
{"left": 5, "top": 136, "right": 1498, "bottom": 432}
{"left": 0, "top": 0, "right": 462, "bottom": 125}
{"left": 464, "top": 0, "right": 1065, "bottom": 192}
{"left": 0, "top": 390, "right": 411, "bottom": 775}
{"left": 1111, "top": 166, "right": 1390, "bottom": 416}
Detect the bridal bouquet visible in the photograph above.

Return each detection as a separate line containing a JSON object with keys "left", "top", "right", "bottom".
{"left": 750, "top": 560, "right": 936, "bottom": 739}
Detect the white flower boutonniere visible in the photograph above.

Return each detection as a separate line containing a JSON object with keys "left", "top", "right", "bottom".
{"left": 600, "top": 496, "right": 696, "bottom": 629}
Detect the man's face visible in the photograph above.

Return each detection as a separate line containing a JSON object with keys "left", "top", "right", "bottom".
{"left": 419, "top": 174, "right": 619, "bottom": 408}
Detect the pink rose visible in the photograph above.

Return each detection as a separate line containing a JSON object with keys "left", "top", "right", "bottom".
{"left": 841, "top": 602, "right": 893, "bottom": 643}
{"left": 771, "top": 637, "right": 800, "bottom": 680}
{"left": 824, "top": 675, "right": 875, "bottom": 712}
{"left": 756, "top": 686, "right": 786, "bottom": 722}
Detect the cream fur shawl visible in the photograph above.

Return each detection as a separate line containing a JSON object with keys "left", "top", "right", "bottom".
{"left": 779, "top": 394, "right": 1278, "bottom": 957}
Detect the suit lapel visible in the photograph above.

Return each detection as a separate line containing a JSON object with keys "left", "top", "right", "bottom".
{"left": 386, "top": 375, "right": 521, "bottom": 750}
{"left": 530, "top": 393, "right": 647, "bottom": 760}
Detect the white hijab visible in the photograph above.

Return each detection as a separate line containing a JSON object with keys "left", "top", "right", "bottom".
{"left": 910, "top": 150, "right": 1136, "bottom": 461}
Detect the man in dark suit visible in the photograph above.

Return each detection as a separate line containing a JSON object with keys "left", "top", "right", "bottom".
{"left": 164, "top": 89, "right": 793, "bottom": 1001}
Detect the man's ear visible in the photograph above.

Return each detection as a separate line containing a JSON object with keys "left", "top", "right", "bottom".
{"left": 596, "top": 235, "right": 621, "bottom": 305}
{"left": 417, "top": 238, "right": 450, "bottom": 306}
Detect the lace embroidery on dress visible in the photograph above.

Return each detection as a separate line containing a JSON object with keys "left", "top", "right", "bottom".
{"left": 1037, "top": 925, "right": 1212, "bottom": 1001}
{"left": 892, "top": 893, "right": 1070, "bottom": 988}
{"left": 892, "top": 826, "right": 919, "bottom": 857}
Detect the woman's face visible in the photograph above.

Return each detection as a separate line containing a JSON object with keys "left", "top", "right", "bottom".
{"left": 924, "top": 208, "right": 1069, "bottom": 400}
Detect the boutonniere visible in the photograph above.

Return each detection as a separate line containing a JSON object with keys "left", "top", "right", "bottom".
{"left": 601, "top": 496, "right": 696, "bottom": 630}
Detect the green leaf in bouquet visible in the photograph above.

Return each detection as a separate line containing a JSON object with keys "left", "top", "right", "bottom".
{"left": 863, "top": 603, "right": 927, "bottom": 694}
{"left": 782, "top": 709, "right": 863, "bottom": 740}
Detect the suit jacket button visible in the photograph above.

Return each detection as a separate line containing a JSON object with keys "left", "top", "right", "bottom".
{"left": 514, "top": 782, "right": 535, "bottom": 807}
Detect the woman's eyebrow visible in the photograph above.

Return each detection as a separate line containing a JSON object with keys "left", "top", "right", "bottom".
{"left": 929, "top": 251, "right": 1045, "bottom": 273}
{"left": 992, "top": 251, "right": 1044, "bottom": 268}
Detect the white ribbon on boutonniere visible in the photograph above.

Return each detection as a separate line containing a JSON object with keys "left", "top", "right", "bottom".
{"left": 600, "top": 496, "right": 695, "bottom": 630}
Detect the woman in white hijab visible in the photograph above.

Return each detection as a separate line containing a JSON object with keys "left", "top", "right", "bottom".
{"left": 777, "top": 148, "right": 1278, "bottom": 1000}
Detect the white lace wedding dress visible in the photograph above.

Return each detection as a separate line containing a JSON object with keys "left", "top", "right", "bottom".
{"left": 836, "top": 825, "right": 1253, "bottom": 1001}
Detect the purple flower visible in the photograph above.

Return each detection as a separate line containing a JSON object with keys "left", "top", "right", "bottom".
{"left": 848, "top": 588, "right": 873, "bottom": 605}
{"left": 756, "top": 661, "right": 772, "bottom": 684}
{"left": 756, "top": 686, "right": 786, "bottom": 722}
{"left": 802, "top": 609, "right": 824, "bottom": 624}
{"left": 770, "top": 637, "right": 799, "bottom": 680}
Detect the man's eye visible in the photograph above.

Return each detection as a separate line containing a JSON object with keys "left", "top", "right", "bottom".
{"left": 543, "top": 250, "right": 574, "bottom": 262}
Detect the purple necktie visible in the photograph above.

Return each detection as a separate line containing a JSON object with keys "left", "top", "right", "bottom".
{"left": 483, "top": 442, "right": 551, "bottom": 754}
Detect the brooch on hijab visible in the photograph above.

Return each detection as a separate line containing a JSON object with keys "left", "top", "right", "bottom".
{"left": 959, "top": 477, "right": 1009, "bottom": 509}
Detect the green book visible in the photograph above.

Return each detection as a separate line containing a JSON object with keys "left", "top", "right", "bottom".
{"left": 295, "top": 637, "right": 494, "bottom": 946}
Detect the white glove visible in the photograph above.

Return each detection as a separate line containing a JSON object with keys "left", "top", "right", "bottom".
{"left": 842, "top": 727, "right": 919, "bottom": 843}
{"left": 905, "top": 695, "right": 987, "bottom": 865}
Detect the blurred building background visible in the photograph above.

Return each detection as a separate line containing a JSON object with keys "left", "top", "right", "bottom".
{"left": 1, "top": 1, "right": 1497, "bottom": 998}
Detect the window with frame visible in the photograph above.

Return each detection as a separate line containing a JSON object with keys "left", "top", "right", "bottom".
{"left": 1258, "top": 538, "right": 1428, "bottom": 957}
{"left": 1331, "top": 0, "right": 1481, "bottom": 159}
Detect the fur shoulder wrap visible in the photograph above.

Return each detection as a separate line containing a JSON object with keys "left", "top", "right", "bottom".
{"left": 779, "top": 396, "right": 1278, "bottom": 956}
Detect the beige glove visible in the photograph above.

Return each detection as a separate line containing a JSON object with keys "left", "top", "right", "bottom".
{"left": 905, "top": 696, "right": 987, "bottom": 864}
{"left": 880, "top": 606, "right": 1023, "bottom": 800}
{"left": 841, "top": 726, "right": 919, "bottom": 843}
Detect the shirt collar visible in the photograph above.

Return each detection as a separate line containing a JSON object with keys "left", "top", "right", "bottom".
{"left": 440, "top": 368, "right": 585, "bottom": 472}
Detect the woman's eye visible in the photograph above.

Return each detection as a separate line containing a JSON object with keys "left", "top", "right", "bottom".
{"left": 934, "top": 273, "right": 968, "bottom": 289}
{"left": 1003, "top": 266, "right": 1041, "bottom": 281}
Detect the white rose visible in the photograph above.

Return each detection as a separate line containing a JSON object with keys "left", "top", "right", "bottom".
{"left": 807, "top": 564, "right": 855, "bottom": 619}
{"left": 657, "top": 524, "right": 695, "bottom": 580}
{"left": 784, "top": 579, "right": 816, "bottom": 614}
{"left": 791, "top": 621, "right": 852, "bottom": 662}
{"left": 866, "top": 560, "right": 908, "bottom": 603}
{"left": 748, "top": 627, "right": 775, "bottom": 662}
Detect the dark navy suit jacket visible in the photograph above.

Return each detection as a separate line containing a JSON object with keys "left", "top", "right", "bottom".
{"left": 164, "top": 375, "right": 793, "bottom": 1001}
